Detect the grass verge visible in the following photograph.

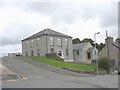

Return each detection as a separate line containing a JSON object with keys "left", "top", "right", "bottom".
{"left": 31, "top": 57, "right": 96, "bottom": 71}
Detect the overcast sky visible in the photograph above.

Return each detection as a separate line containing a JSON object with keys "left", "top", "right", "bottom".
{"left": 0, "top": 0, "right": 119, "bottom": 56}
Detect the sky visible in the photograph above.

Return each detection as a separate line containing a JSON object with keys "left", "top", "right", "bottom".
{"left": 0, "top": 0, "right": 119, "bottom": 56}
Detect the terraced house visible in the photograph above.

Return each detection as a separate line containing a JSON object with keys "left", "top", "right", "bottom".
{"left": 99, "top": 37, "right": 120, "bottom": 71}
{"left": 21, "top": 28, "right": 73, "bottom": 61}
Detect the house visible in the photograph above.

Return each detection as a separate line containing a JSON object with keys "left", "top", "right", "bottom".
{"left": 73, "top": 42, "right": 98, "bottom": 63}
{"left": 99, "top": 37, "right": 120, "bottom": 71}
{"left": 21, "top": 28, "right": 73, "bottom": 61}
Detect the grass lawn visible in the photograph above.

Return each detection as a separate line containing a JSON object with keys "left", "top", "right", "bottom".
{"left": 31, "top": 57, "right": 96, "bottom": 71}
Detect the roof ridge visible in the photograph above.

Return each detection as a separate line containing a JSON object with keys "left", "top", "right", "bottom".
{"left": 73, "top": 42, "right": 89, "bottom": 45}
{"left": 22, "top": 28, "right": 72, "bottom": 41}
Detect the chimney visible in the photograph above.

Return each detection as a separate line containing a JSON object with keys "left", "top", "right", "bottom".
{"left": 105, "top": 37, "right": 114, "bottom": 60}
{"left": 105, "top": 37, "right": 113, "bottom": 45}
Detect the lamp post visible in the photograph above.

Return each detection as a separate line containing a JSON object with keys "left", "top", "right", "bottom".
{"left": 94, "top": 32, "right": 100, "bottom": 75}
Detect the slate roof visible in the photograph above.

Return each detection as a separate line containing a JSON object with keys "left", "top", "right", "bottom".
{"left": 22, "top": 28, "right": 72, "bottom": 41}
{"left": 73, "top": 42, "right": 89, "bottom": 50}
{"left": 87, "top": 47, "right": 95, "bottom": 52}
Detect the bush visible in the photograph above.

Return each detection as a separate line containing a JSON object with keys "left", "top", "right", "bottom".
{"left": 98, "top": 58, "right": 110, "bottom": 73}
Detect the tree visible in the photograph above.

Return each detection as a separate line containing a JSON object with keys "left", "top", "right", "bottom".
{"left": 82, "top": 38, "right": 95, "bottom": 47}
{"left": 72, "top": 38, "right": 105, "bottom": 52}
{"left": 72, "top": 38, "right": 81, "bottom": 44}
{"left": 99, "top": 43, "right": 106, "bottom": 51}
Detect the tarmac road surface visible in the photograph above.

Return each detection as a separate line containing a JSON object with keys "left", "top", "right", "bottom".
{"left": 2, "top": 57, "right": 119, "bottom": 88}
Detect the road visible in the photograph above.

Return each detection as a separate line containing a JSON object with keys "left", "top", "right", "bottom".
{"left": 2, "top": 57, "right": 118, "bottom": 88}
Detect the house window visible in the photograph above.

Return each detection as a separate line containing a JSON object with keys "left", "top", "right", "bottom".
{"left": 83, "top": 50, "right": 85, "bottom": 53}
{"left": 26, "top": 51, "right": 28, "bottom": 56}
{"left": 65, "top": 39, "right": 68, "bottom": 47}
{"left": 57, "top": 38, "right": 62, "bottom": 46}
{"left": 76, "top": 51, "right": 79, "bottom": 55}
{"left": 87, "top": 52, "right": 91, "bottom": 59}
{"left": 50, "top": 37, "right": 54, "bottom": 46}
{"left": 25, "top": 41, "right": 28, "bottom": 49}
{"left": 31, "top": 50, "right": 34, "bottom": 56}
{"left": 66, "top": 49, "right": 69, "bottom": 55}
{"left": 94, "top": 51, "right": 96, "bottom": 55}
{"left": 37, "top": 49, "right": 40, "bottom": 56}
{"left": 36, "top": 38, "right": 39, "bottom": 47}
{"left": 30, "top": 40, "right": 33, "bottom": 48}
{"left": 51, "top": 48, "right": 54, "bottom": 53}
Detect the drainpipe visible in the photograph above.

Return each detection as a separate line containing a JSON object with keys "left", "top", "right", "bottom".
{"left": 46, "top": 34, "right": 48, "bottom": 53}
{"left": 45, "top": 29, "right": 48, "bottom": 54}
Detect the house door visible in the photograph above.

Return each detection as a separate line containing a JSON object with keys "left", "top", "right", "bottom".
{"left": 57, "top": 49, "right": 63, "bottom": 58}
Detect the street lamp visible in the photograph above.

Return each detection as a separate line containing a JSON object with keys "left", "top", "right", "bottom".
{"left": 94, "top": 32, "right": 100, "bottom": 75}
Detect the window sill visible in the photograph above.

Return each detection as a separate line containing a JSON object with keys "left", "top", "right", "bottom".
{"left": 58, "top": 45, "right": 62, "bottom": 47}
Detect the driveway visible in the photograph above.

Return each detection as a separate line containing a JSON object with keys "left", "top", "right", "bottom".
{"left": 2, "top": 57, "right": 118, "bottom": 88}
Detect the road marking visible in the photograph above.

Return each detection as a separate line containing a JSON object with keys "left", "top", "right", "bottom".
{"left": 21, "top": 77, "right": 28, "bottom": 80}
{"left": 1, "top": 77, "right": 28, "bottom": 82}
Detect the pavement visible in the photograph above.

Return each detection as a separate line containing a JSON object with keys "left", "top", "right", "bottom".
{"left": 2, "top": 57, "right": 118, "bottom": 88}
{"left": 0, "top": 63, "right": 21, "bottom": 81}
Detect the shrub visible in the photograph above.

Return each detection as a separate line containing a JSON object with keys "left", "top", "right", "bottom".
{"left": 98, "top": 58, "right": 110, "bottom": 73}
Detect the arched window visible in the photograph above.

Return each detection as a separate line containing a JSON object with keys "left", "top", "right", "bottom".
{"left": 30, "top": 40, "right": 33, "bottom": 48}
{"left": 57, "top": 38, "right": 62, "bottom": 46}
{"left": 37, "top": 38, "right": 39, "bottom": 46}
{"left": 50, "top": 37, "right": 54, "bottom": 46}
{"left": 65, "top": 39, "right": 68, "bottom": 47}
{"left": 25, "top": 41, "right": 28, "bottom": 49}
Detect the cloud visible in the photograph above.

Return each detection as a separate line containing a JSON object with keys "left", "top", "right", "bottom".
{"left": 2, "top": 23, "right": 36, "bottom": 45}
{"left": 0, "top": 7, "right": 53, "bottom": 45}
{"left": 1, "top": 44, "right": 22, "bottom": 53}
{"left": 0, "top": 0, "right": 118, "bottom": 53}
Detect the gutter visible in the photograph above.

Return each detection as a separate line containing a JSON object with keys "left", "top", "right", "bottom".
{"left": 46, "top": 34, "right": 48, "bottom": 53}
{"left": 112, "top": 43, "right": 120, "bottom": 49}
